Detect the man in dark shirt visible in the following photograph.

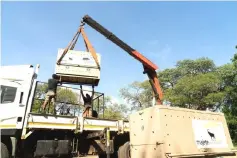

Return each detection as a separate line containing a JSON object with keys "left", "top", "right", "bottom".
{"left": 41, "top": 74, "right": 61, "bottom": 114}
{"left": 80, "top": 85, "right": 94, "bottom": 117}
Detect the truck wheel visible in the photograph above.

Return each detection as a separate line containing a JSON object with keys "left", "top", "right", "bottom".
{"left": 118, "top": 142, "right": 130, "bottom": 158}
{"left": 1, "top": 142, "right": 10, "bottom": 158}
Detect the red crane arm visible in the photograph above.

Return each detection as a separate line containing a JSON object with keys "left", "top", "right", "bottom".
{"left": 82, "top": 15, "right": 158, "bottom": 71}
{"left": 82, "top": 15, "right": 163, "bottom": 104}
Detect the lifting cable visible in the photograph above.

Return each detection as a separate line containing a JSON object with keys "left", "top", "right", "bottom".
{"left": 57, "top": 23, "right": 101, "bottom": 69}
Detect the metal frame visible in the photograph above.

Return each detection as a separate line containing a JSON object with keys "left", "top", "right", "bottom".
{"left": 30, "top": 81, "right": 105, "bottom": 118}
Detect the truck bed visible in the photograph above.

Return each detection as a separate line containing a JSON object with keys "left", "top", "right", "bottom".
{"left": 27, "top": 113, "right": 129, "bottom": 132}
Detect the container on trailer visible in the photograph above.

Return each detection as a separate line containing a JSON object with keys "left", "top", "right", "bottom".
{"left": 129, "top": 105, "right": 236, "bottom": 158}
{"left": 55, "top": 48, "right": 101, "bottom": 86}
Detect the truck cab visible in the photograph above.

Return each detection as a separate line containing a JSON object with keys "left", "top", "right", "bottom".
{"left": 0, "top": 65, "right": 38, "bottom": 132}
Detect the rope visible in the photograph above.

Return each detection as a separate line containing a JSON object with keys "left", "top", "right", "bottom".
{"left": 57, "top": 30, "right": 80, "bottom": 64}
{"left": 57, "top": 23, "right": 100, "bottom": 69}
{"left": 70, "top": 31, "right": 80, "bottom": 50}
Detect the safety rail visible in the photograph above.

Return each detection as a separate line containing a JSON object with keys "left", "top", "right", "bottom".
{"left": 31, "top": 81, "right": 105, "bottom": 118}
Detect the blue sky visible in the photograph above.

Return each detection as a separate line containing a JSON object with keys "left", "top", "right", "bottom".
{"left": 2, "top": 2, "right": 237, "bottom": 101}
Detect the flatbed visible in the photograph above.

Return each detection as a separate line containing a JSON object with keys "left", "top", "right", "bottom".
{"left": 22, "top": 113, "right": 129, "bottom": 132}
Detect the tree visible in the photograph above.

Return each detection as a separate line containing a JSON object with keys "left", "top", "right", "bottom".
{"left": 157, "top": 68, "right": 181, "bottom": 90}
{"left": 219, "top": 51, "right": 237, "bottom": 145}
{"left": 164, "top": 72, "right": 225, "bottom": 110}
{"left": 120, "top": 58, "right": 221, "bottom": 111}
{"left": 56, "top": 87, "right": 78, "bottom": 104}
{"left": 175, "top": 57, "right": 216, "bottom": 75}
{"left": 103, "top": 102, "right": 129, "bottom": 120}
{"left": 93, "top": 95, "right": 129, "bottom": 120}
{"left": 156, "top": 58, "right": 225, "bottom": 111}
{"left": 120, "top": 81, "right": 153, "bottom": 111}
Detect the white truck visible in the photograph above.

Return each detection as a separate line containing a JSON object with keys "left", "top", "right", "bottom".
{"left": 0, "top": 64, "right": 130, "bottom": 158}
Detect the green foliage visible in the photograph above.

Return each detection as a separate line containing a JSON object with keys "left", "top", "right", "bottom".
{"left": 95, "top": 96, "right": 129, "bottom": 120}
{"left": 158, "top": 68, "right": 181, "bottom": 90}
{"left": 31, "top": 83, "right": 48, "bottom": 112}
{"left": 223, "top": 107, "right": 237, "bottom": 145}
{"left": 57, "top": 88, "right": 78, "bottom": 104}
{"left": 120, "top": 58, "right": 221, "bottom": 111}
{"left": 221, "top": 52, "right": 237, "bottom": 145}
{"left": 31, "top": 99, "right": 44, "bottom": 113}
{"left": 157, "top": 58, "right": 224, "bottom": 111}
{"left": 232, "top": 52, "right": 237, "bottom": 68}
{"left": 120, "top": 81, "right": 153, "bottom": 111}
{"left": 176, "top": 57, "right": 216, "bottom": 75}
{"left": 164, "top": 72, "right": 224, "bottom": 110}
{"left": 103, "top": 103, "right": 129, "bottom": 120}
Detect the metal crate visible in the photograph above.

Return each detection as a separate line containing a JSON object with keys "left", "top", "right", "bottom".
{"left": 55, "top": 48, "right": 101, "bottom": 86}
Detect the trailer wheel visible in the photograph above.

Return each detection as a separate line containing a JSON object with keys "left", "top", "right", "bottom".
{"left": 1, "top": 142, "right": 10, "bottom": 158}
{"left": 118, "top": 141, "right": 130, "bottom": 158}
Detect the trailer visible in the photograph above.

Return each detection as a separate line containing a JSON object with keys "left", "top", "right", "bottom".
{"left": 129, "top": 105, "right": 237, "bottom": 158}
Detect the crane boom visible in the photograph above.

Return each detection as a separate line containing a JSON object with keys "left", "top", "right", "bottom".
{"left": 82, "top": 15, "right": 163, "bottom": 104}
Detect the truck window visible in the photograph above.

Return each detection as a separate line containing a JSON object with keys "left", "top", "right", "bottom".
{"left": 0, "top": 85, "right": 17, "bottom": 104}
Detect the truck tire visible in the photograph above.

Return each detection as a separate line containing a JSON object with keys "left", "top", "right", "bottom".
{"left": 1, "top": 142, "right": 10, "bottom": 158}
{"left": 118, "top": 141, "right": 130, "bottom": 158}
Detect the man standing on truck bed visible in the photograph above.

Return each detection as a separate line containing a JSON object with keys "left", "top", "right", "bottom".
{"left": 80, "top": 85, "right": 94, "bottom": 117}
{"left": 40, "top": 74, "right": 61, "bottom": 114}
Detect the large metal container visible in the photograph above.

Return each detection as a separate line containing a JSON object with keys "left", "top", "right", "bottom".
{"left": 55, "top": 48, "right": 101, "bottom": 86}
{"left": 129, "top": 105, "right": 236, "bottom": 158}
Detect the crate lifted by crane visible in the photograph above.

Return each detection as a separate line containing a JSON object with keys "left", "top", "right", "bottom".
{"left": 55, "top": 24, "right": 101, "bottom": 86}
